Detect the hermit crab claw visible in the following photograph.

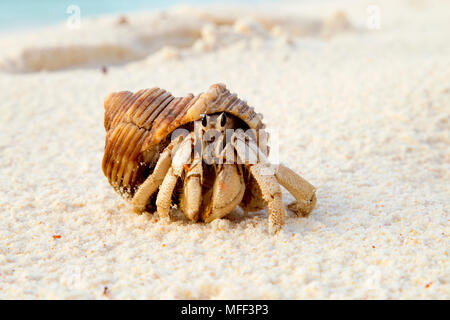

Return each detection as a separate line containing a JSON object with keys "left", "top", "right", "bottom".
{"left": 202, "top": 164, "right": 245, "bottom": 223}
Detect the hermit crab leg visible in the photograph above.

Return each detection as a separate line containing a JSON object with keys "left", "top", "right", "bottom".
{"left": 274, "top": 164, "right": 317, "bottom": 217}
{"left": 239, "top": 174, "right": 266, "bottom": 215}
{"left": 179, "top": 157, "right": 203, "bottom": 221}
{"left": 231, "top": 131, "right": 285, "bottom": 233}
{"left": 156, "top": 133, "right": 194, "bottom": 219}
{"left": 248, "top": 163, "right": 286, "bottom": 234}
{"left": 131, "top": 135, "right": 184, "bottom": 213}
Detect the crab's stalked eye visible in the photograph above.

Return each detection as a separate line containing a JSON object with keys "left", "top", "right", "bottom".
{"left": 201, "top": 114, "right": 207, "bottom": 127}
{"left": 219, "top": 112, "right": 227, "bottom": 127}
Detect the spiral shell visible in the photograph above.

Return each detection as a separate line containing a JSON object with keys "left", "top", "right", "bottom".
{"left": 102, "top": 83, "right": 265, "bottom": 198}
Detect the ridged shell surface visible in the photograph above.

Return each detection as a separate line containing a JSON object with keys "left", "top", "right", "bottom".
{"left": 102, "top": 83, "right": 265, "bottom": 198}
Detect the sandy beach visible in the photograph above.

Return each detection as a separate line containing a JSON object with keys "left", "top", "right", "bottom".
{"left": 0, "top": 0, "right": 449, "bottom": 299}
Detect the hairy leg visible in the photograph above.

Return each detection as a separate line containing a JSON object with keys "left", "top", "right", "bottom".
{"left": 232, "top": 131, "right": 285, "bottom": 233}
{"left": 275, "top": 164, "right": 316, "bottom": 217}
{"left": 156, "top": 133, "right": 194, "bottom": 219}
{"left": 248, "top": 163, "right": 285, "bottom": 234}
{"left": 131, "top": 136, "right": 183, "bottom": 213}
{"left": 240, "top": 172, "right": 266, "bottom": 215}
{"left": 179, "top": 157, "right": 203, "bottom": 221}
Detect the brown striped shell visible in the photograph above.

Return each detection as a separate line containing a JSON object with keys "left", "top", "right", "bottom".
{"left": 102, "top": 83, "right": 265, "bottom": 199}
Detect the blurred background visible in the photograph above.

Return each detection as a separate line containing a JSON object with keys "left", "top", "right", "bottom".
{"left": 0, "top": 0, "right": 355, "bottom": 72}
{"left": 0, "top": 0, "right": 264, "bottom": 30}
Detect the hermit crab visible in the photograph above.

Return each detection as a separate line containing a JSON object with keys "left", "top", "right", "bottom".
{"left": 102, "top": 84, "right": 316, "bottom": 233}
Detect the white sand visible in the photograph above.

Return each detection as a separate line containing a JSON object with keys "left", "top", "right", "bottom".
{"left": 0, "top": 0, "right": 448, "bottom": 299}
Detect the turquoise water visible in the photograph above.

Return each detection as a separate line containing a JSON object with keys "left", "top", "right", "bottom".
{"left": 0, "top": 0, "right": 262, "bottom": 30}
